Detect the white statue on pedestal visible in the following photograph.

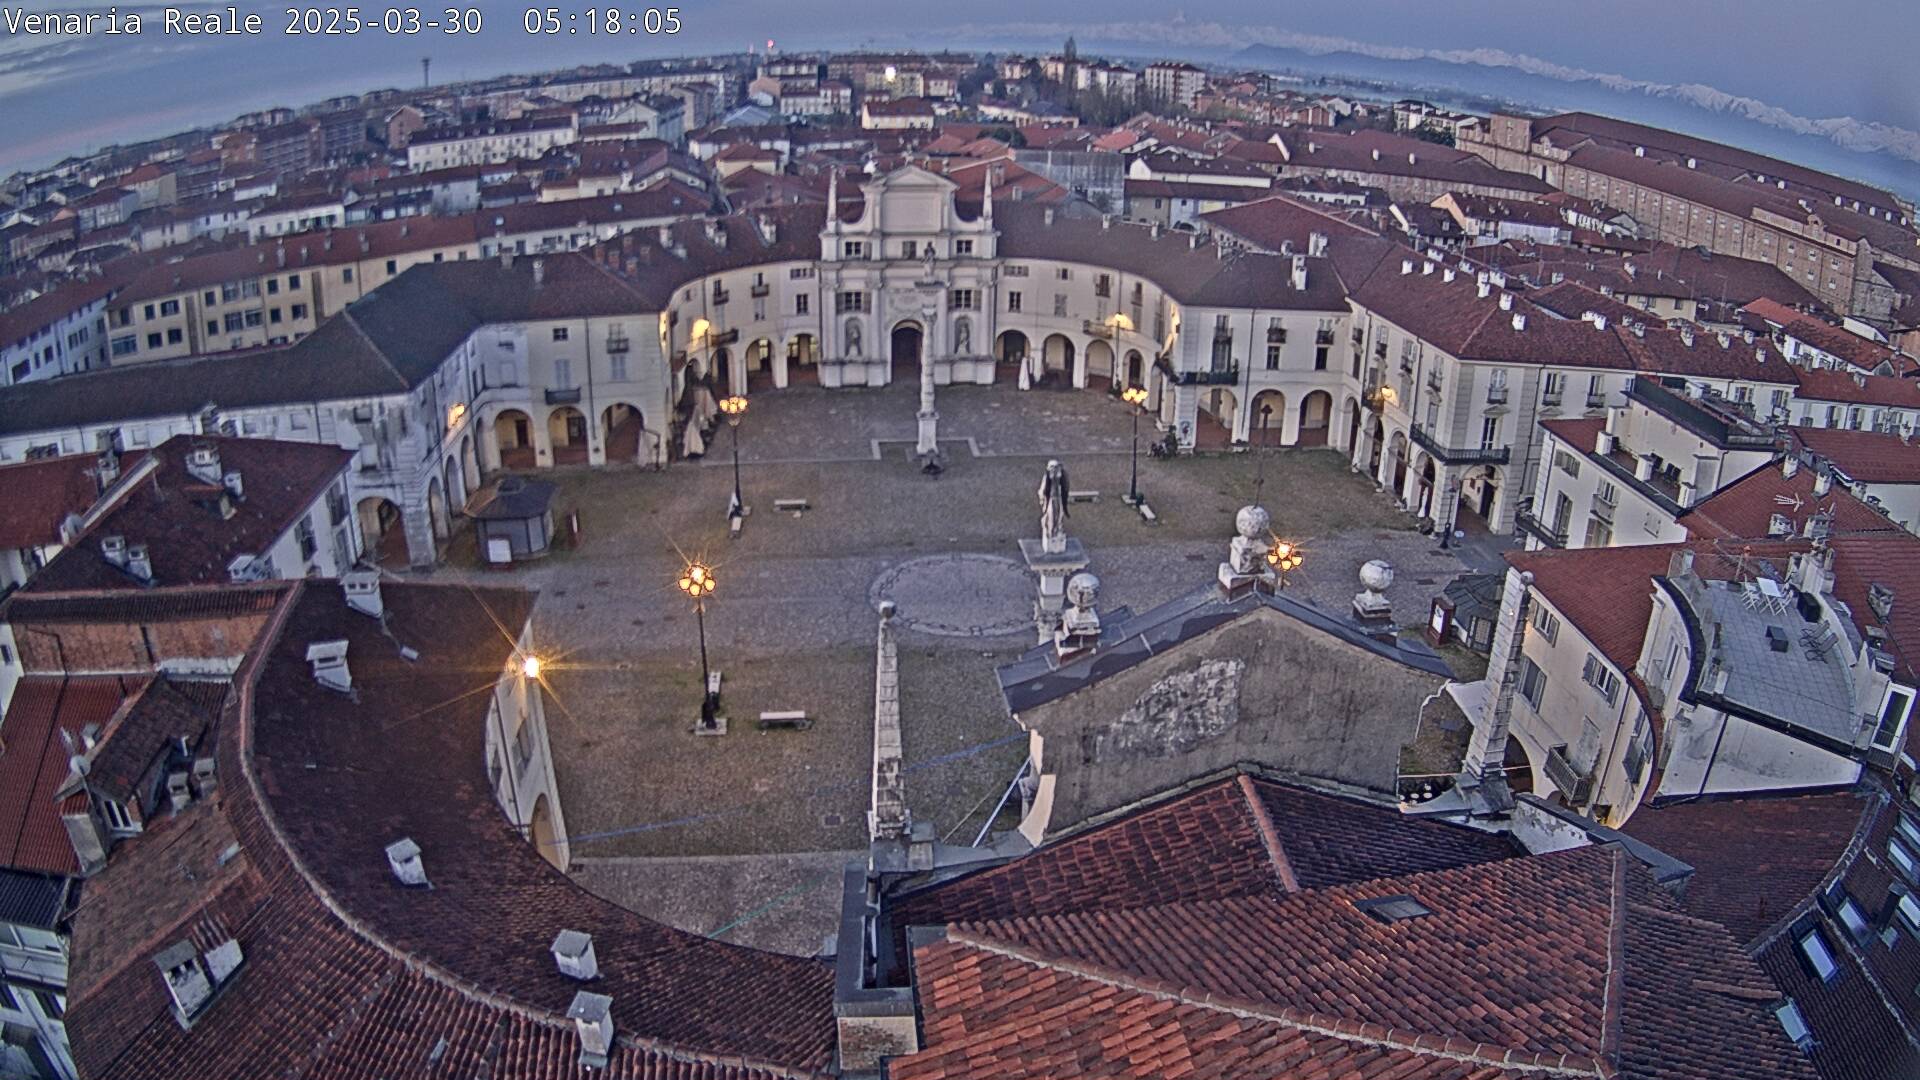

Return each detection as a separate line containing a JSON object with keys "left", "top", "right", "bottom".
{"left": 1039, "top": 459, "right": 1070, "bottom": 554}
{"left": 844, "top": 318, "right": 863, "bottom": 358}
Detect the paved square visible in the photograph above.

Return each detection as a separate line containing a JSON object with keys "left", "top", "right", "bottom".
{"left": 441, "top": 382, "right": 1475, "bottom": 951}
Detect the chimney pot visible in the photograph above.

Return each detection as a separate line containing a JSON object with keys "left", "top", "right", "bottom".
{"left": 343, "top": 568, "right": 384, "bottom": 618}
{"left": 567, "top": 991, "right": 616, "bottom": 1069}
{"left": 101, "top": 534, "right": 128, "bottom": 565}
{"left": 552, "top": 930, "right": 600, "bottom": 980}
{"left": 1511, "top": 313, "right": 1526, "bottom": 332}
{"left": 307, "top": 639, "right": 352, "bottom": 693}
{"left": 222, "top": 471, "right": 244, "bottom": 499}
{"left": 384, "top": 837, "right": 428, "bottom": 886}
{"left": 1782, "top": 455, "right": 1800, "bottom": 479}
{"left": 127, "top": 543, "right": 153, "bottom": 583}
{"left": 1498, "top": 292, "right": 1513, "bottom": 311}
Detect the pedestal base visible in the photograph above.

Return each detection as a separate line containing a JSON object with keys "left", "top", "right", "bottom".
{"left": 693, "top": 717, "right": 729, "bottom": 737}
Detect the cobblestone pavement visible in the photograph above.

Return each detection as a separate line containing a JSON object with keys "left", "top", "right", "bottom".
{"left": 571, "top": 851, "right": 857, "bottom": 957}
{"left": 431, "top": 383, "right": 1476, "bottom": 934}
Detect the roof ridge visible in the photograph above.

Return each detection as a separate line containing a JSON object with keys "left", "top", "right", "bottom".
{"left": 941, "top": 929, "right": 1607, "bottom": 1077}
{"left": 333, "top": 305, "right": 412, "bottom": 392}
{"left": 1598, "top": 846, "right": 1627, "bottom": 1069}
{"left": 1235, "top": 773, "right": 1300, "bottom": 891}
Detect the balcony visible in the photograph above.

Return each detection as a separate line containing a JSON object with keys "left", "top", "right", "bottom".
{"left": 605, "top": 334, "right": 631, "bottom": 353}
{"left": 749, "top": 283, "right": 770, "bottom": 298}
{"left": 1157, "top": 355, "right": 1240, "bottom": 386}
{"left": 545, "top": 386, "right": 582, "bottom": 405}
{"left": 1315, "top": 330, "right": 1337, "bottom": 346}
{"left": 1411, "top": 423, "right": 1510, "bottom": 465}
{"left": 1590, "top": 492, "right": 1616, "bottom": 523}
{"left": 1516, "top": 508, "right": 1569, "bottom": 548}
{"left": 1543, "top": 744, "right": 1594, "bottom": 804}
{"left": 1542, "top": 392, "right": 1564, "bottom": 409}
{"left": 1486, "top": 386, "right": 1509, "bottom": 404}
{"left": 711, "top": 288, "right": 730, "bottom": 305}
{"left": 1585, "top": 393, "right": 1607, "bottom": 410}
{"left": 1628, "top": 376, "right": 1775, "bottom": 450}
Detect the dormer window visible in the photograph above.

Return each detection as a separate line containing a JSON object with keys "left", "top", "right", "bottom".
{"left": 1356, "top": 895, "right": 1431, "bottom": 923}
{"left": 157, "top": 942, "right": 213, "bottom": 1023}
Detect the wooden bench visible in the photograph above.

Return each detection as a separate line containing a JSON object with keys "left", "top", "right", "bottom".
{"left": 1137, "top": 503, "right": 1158, "bottom": 523}
{"left": 758, "top": 710, "right": 812, "bottom": 731}
{"left": 773, "top": 497, "right": 811, "bottom": 512}
{"left": 1068, "top": 490, "right": 1100, "bottom": 503}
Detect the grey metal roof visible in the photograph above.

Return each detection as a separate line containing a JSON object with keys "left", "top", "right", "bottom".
{"left": 997, "top": 583, "right": 1452, "bottom": 713}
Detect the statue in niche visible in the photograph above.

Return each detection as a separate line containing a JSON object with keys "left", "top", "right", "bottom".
{"left": 844, "top": 318, "right": 863, "bottom": 358}
{"left": 952, "top": 316, "right": 972, "bottom": 356}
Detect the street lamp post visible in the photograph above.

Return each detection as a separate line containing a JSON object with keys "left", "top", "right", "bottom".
{"left": 1267, "top": 539, "right": 1303, "bottom": 589}
{"left": 1255, "top": 402, "right": 1274, "bottom": 505}
{"left": 1122, "top": 385, "right": 1149, "bottom": 506}
{"left": 718, "top": 395, "right": 748, "bottom": 520}
{"left": 677, "top": 562, "right": 720, "bottom": 730}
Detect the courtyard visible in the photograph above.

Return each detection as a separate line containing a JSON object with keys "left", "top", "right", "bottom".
{"left": 443, "top": 379, "right": 1487, "bottom": 951}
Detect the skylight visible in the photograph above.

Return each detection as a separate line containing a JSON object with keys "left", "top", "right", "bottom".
{"left": 1776, "top": 999, "right": 1812, "bottom": 1050}
{"left": 1798, "top": 928, "right": 1838, "bottom": 982}
{"left": 1356, "top": 895, "right": 1432, "bottom": 924}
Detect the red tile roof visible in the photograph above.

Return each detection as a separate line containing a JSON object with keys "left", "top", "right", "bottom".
{"left": 1790, "top": 425, "right": 1920, "bottom": 484}
{"left": 896, "top": 844, "right": 1817, "bottom": 1080}
{"left": 0, "top": 674, "right": 141, "bottom": 876}
{"left": 1620, "top": 790, "right": 1871, "bottom": 945}
{"left": 0, "top": 451, "right": 122, "bottom": 551}
{"left": 1790, "top": 365, "right": 1920, "bottom": 409}
{"left": 24, "top": 435, "right": 352, "bottom": 593}
{"left": 1683, "top": 460, "right": 1900, "bottom": 542}
{"left": 64, "top": 581, "right": 836, "bottom": 1080}
{"left": 1198, "top": 194, "right": 1381, "bottom": 253}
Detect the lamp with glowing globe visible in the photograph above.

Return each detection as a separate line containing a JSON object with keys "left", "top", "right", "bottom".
{"left": 718, "top": 395, "right": 748, "bottom": 522}
{"left": 1266, "top": 540, "right": 1303, "bottom": 586}
{"left": 1121, "top": 385, "right": 1150, "bottom": 507}
{"left": 677, "top": 562, "right": 723, "bottom": 732}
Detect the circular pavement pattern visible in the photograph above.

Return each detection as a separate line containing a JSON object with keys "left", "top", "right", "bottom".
{"left": 869, "top": 554, "right": 1036, "bottom": 637}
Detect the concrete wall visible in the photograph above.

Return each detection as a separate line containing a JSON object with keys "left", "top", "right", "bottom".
{"left": 1018, "top": 605, "right": 1440, "bottom": 836}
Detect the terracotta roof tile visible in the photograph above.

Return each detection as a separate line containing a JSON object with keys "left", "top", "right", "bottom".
{"left": 0, "top": 674, "right": 141, "bottom": 875}
{"left": 1789, "top": 425, "right": 1920, "bottom": 484}
{"left": 1682, "top": 459, "right": 1900, "bottom": 542}
{"left": 0, "top": 451, "right": 124, "bottom": 551}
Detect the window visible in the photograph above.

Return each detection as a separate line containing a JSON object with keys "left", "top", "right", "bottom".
{"left": 1890, "top": 837, "right": 1917, "bottom": 880}
{"left": 146, "top": 333, "right": 163, "bottom": 349}
{"left": 900, "top": 240, "right": 917, "bottom": 258}
{"left": 1872, "top": 686, "right": 1912, "bottom": 751}
{"left": 1834, "top": 892, "right": 1871, "bottom": 944}
{"left": 1056, "top": 267, "right": 1071, "bottom": 281}
{"left": 1531, "top": 606, "right": 1560, "bottom": 644}
{"left": 1095, "top": 274, "right": 1112, "bottom": 298}
{"left": 795, "top": 294, "right": 809, "bottom": 316}
{"left": 385, "top": 259, "right": 398, "bottom": 274}
{"left": 948, "top": 289, "right": 978, "bottom": 311}
{"left": 841, "top": 241, "right": 867, "bottom": 259}
{"left": 1797, "top": 927, "right": 1838, "bottom": 983}
{"left": 1266, "top": 341, "right": 1281, "bottom": 370}
{"left": 1543, "top": 371, "right": 1566, "bottom": 403}
{"left": 1582, "top": 653, "right": 1621, "bottom": 704}
{"left": 342, "top": 267, "right": 354, "bottom": 283}
{"left": 267, "top": 278, "right": 280, "bottom": 295}
{"left": 610, "top": 354, "right": 627, "bottom": 381}
{"left": 1007, "top": 291, "right": 1023, "bottom": 313}
{"left": 1487, "top": 368, "right": 1509, "bottom": 402}
{"left": 296, "top": 516, "right": 318, "bottom": 561}
{"left": 1053, "top": 294, "right": 1068, "bottom": 318}
{"left": 1004, "top": 264, "right": 1028, "bottom": 277}
{"left": 244, "top": 310, "right": 261, "bottom": 328}
{"left": 789, "top": 266, "right": 814, "bottom": 280}
{"left": 289, "top": 273, "right": 300, "bottom": 287}
{"left": 1480, "top": 416, "right": 1500, "bottom": 450}
{"left": 955, "top": 239, "right": 973, "bottom": 256}
{"left": 144, "top": 303, "right": 156, "bottom": 319}
{"left": 1518, "top": 657, "right": 1548, "bottom": 709}
{"left": 835, "top": 291, "right": 868, "bottom": 314}
{"left": 1596, "top": 480, "right": 1618, "bottom": 507}
{"left": 554, "top": 358, "right": 574, "bottom": 388}
{"left": 1775, "top": 1000, "right": 1812, "bottom": 1051}
{"left": 224, "top": 313, "right": 246, "bottom": 333}
{"left": 112, "top": 335, "right": 138, "bottom": 356}
{"left": 291, "top": 304, "right": 308, "bottom": 320}
{"left": 203, "top": 290, "right": 216, "bottom": 306}
{"left": 270, "top": 308, "right": 283, "bottom": 324}
{"left": 99, "top": 797, "right": 134, "bottom": 832}
{"left": 1554, "top": 449, "right": 1582, "bottom": 477}
{"left": 1355, "top": 895, "right": 1432, "bottom": 923}
{"left": 160, "top": 299, "right": 179, "bottom": 316}
{"left": 552, "top": 327, "right": 570, "bottom": 342}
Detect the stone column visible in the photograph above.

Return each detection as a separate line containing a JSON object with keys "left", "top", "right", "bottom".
{"left": 868, "top": 602, "right": 911, "bottom": 842}
{"left": 1464, "top": 567, "right": 1534, "bottom": 785}
{"left": 915, "top": 304, "right": 940, "bottom": 465}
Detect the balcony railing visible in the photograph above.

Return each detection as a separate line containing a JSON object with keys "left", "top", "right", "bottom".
{"left": 1515, "top": 509, "right": 1568, "bottom": 548}
{"left": 605, "top": 334, "right": 631, "bottom": 353}
{"left": 1586, "top": 393, "right": 1606, "bottom": 410}
{"left": 1486, "top": 386, "right": 1508, "bottom": 404}
{"left": 1544, "top": 744, "right": 1594, "bottom": 803}
{"left": 1316, "top": 330, "right": 1337, "bottom": 346}
{"left": 545, "top": 386, "right": 582, "bottom": 405}
{"left": 1590, "top": 492, "right": 1616, "bottom": 522}
{"left": 1411, "top": 423, "right": 1510, "bottom": 465}
{"left": 711, "top": 288, "right": 730, "bottom": 305}
{"left": 1542, "top": 391, "right": 1564, "bottom": 408}
{"left": 749, "top": 283, "right": 770, "bottom": 298}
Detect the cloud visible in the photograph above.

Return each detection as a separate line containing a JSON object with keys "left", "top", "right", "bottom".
{"left": 954, "top": 18, "right": 1920, "bottom": 166}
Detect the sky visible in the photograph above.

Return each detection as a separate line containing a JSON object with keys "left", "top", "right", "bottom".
{"left": 1, "top": 0, "right": 1915, "bottom": 184}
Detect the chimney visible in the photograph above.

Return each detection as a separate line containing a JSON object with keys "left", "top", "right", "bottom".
{"left": 96, "top": 451, "right": 121, "bottom": 491}
{"left": 1476, "top": 278, "right": 1491, "bottom": 300}
{"left": 657, "top": 224, "right": 672, "bottom": 246}
{"left": 532, "top": 258, "right": 545, "bottom": 286}
{"left": 1679, "top": 327, "right": 1694, "bottom": 348}
{"left": 1420, "top": 260, "right": 1433, "bottom": 275}
{"left": 1782, "top": 455, "right": 1800, "bottom": 479}
{"left": 1101, "top": 214, "right": 1111, "bottom": 230}
{"left": 385, "top": 837, "right": 428, "bottom": 886}
{"left": 1400, "top": 258, "right": 1413, "bottom": 275}
{"left": 1442, "top": 268, "right": 1456, "bottom": 283}
{"left": 222, "top": 471, "right": 244, "bottom": 499}
{"left": 1371, "top": 148, "right": 1380, "bottom": 161}
{"left": 1308, "top": 231, "right": 1327, "bottom": 257}
{"left": 1593, "top": 314, "right": 1608, "bottom": 331}
{"left": 186, "top": 441, "right": 222, "bottom": 485}
{"left": 1596, "top": 429, "right": 1615, "bottom": 455}
{"left": 1869, "top": 583, "right": 1895, "bottom": 621}
{"left": 1813, "top": 468, "right": 1833, "bottom": 496}
{"left": 1636, "top": 455, "right": 1656, "bottom": 482}
{"left": 306, "top": 639, "right": 352, "bottom": 693}
{"left": 551, "top": 931, "right": 600, "bottom": 981}
{"left": 1043, "top": 206, "right": 1055, "bottom": 226}
{"left": 101, "top": 534, "right": 128, "bottom": 566}
{"left": 568, "top": 991, "right": 615, "bottom": 1069}
{"left": 1290, "top": 254, "right": 1307, "bottom": 292}
{"left": 343, "top": 568, "right": 384, "bottom": 619}
{"left": 1511, "top": 313, "right": 1526, "bottom": 332}
{"left": 127, "top": 543, "right": 153, "bottom": 583}
{"left": 1498, "top": 292, "right": 1513, "bottom": 310}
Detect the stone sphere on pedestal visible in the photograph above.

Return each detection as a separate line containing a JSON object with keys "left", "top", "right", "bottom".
{"left": 1359, "top": 559, "right": 1394, "bottom": 593}
{"left": 1234, "top": 505, "right": 1271, "bottom": 539}
{"left": 1066, "top": 573, "right": 1100, "bottom": 608}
